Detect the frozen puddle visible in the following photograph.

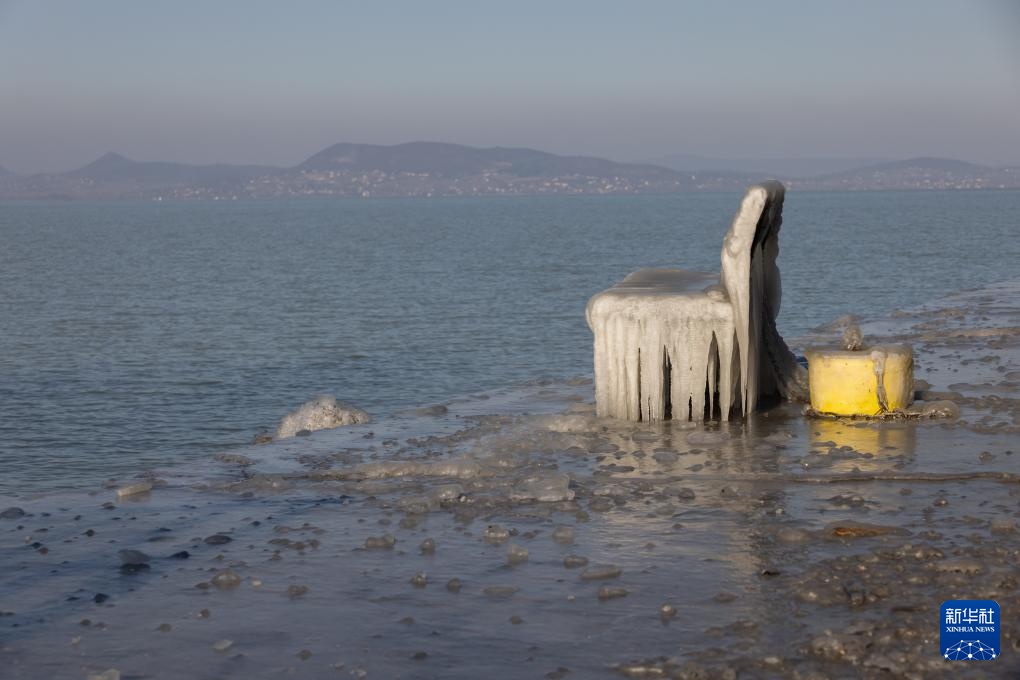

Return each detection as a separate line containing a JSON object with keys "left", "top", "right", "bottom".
{"left": 2, "top": 283, "right": 1020, "bottom": 678}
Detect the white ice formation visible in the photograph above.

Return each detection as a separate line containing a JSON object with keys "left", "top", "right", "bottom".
{"left": 586, "top": 181, "right": 807, "bottom": 422}
{"left": 274, "top": 395, "right": 370, "bottom": 439}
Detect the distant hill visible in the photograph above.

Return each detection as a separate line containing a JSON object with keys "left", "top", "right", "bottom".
{"left": 643, "top": 153, "right": 893, "bottom": 178}
{"left": 786, "top": 157, "right": 1020, "bottom": 191}
{"left": 0, "top": 144, "right": 1017, "bottom": 200}
{"left": 298, "top": 141, "right": 681, "bottom": 181}
{"left": 67, "top": 152, "right": 280, "bottom": 185}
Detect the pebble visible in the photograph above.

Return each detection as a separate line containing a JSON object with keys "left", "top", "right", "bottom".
{"left": 507, "top": 543, "right": 529, "bottom": 565}
{"left": 563, "top": 555, "right": 589, "bottom": 568}
{"left": 597, "top": 586, "right": 628, "bottom": 600}
{"left": 287, "top": 584, "right": 309, "bottom": 598}
{"left": 671, "top": 487, "right": 697, "bottom": 501}
{"left": 420, "top": 538, "right": 436, "bottom": 554}
{"left": 659, "top": 603, "right": 677, "bottom": 621}
{"left": 297, "top": 649, "right": 312, "bottom": 660}
{"left": 364, "top": 534, "right": 396, "bottom": 549}
{"left": 990, "top": 518, "right": 1016, "bottom": 534}
{"left": 410, "top": 571, "right": 428, "bottom": 587}
{"left": 483, "top": 585, "right": 518, "bottom": 598}
{"left": 446, "top": 578, "right": 462, "bottom": 593}
{"left": 93, "top": 593, "right": 109, "bottom": 604}
{"left": 580, "top": 564, "right": 621, "bottom": 581}
{"left": 509, "top": 615, "right": 524, "bottom": 625}
{"left": 551, "top": 526, "right": 575, "bottom": 545}
{"left": 169, "top": 550, "right": 190, "bottom": 559}
{"left": 117, "top": 549, "right": 151, "bottom": 566}
{"left": 250, "top": 578, "right": 263, "bottom": 588}
{"left": 157, "top": 623, "right": 172, "bottom": 632}
{"left": 211, "top": 569, "right": 241, "bottom": 590}
{"left": 204, "top": 534, "right": 233, "bottom": 545}
{"left": 212, "top": 639, "right": 234, "bottom": 652}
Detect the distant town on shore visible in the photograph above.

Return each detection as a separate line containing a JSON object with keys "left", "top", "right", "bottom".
{"left": 2, "top": 141, "right": 1017, "bottom": 200}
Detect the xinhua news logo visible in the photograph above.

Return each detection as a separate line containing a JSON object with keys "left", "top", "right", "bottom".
{"left": 941, "top": 600, "right": 1000, "bottom": 661}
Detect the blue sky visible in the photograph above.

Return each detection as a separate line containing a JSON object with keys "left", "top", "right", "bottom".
{"left": 1, "top": 0, "right": 1018, "bottom": 172}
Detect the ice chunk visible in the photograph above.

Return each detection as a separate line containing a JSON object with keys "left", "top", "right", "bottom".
{"left": 843, "top": 321, "right": 864, "bottom": 351}
{"left": 507, "top": 544, "right": 529, "bottom": 565}
{"left": 352, "top": 459, "right": 482, "bottom": 480}
{"left": 275, "top": 395, "right": 369, "bottom": 439}
{"left": 509, "top": 473, "right": 574, "bottom": 502}
{"left": 580, "top": 564, "right": 621, "bottom": 580}
{"left": 115, "top": 482, "right": 152, "bottom": 499}
{"left": 484, "top": 525, "right": 510, "bottom": 544}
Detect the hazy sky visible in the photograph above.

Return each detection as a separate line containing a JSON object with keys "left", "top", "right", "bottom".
{"left": 1, "top": 0, "right": 1018, "bottom": 173}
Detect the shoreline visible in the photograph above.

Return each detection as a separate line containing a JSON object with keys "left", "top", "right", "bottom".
{"left": 2, "top": 279, "right": 1019, "bottom": 678}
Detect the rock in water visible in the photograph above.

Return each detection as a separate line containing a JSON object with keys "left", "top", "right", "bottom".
{"left": 275, "top": 395, "right": 370, "bottom": 439}
{"left": 204, "top": 534, "right": 232, "bottom": 545}
{"left": 118, "top": 549, "right": 151, "bottom": 566}
{"left": 0, "top": 507, "right": 26, "bottom": 519}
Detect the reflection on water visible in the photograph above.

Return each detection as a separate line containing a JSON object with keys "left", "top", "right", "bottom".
{"left": 808, "top": 418, "right": 917, "bottom": 472}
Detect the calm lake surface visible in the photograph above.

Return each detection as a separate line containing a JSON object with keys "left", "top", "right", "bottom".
{"left": 1, "top": 190, "right": 1018, "bottom": 495}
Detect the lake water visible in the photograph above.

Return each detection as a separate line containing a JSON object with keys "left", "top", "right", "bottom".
{"left": 1, "top": 190, "right": 1018, "bottom": 496}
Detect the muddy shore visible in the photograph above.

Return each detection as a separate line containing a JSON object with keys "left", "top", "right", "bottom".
{"left": 2, "top": 281, "right": 1019, "bottom": 679}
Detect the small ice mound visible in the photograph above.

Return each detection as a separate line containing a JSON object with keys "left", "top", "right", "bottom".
{"left": 274, "top": 395, "right": 370, "bottom": 439}
{"left": 685, "top": 430, "right": 730, "bottom": 446}
{"left": 352, "top": 459, "right": 482, "bottom": 480}
{"left": 509, "top": 473, "right": 574, "bottom": 502}
{"left": 533, "top": 414, "right": 595, "bottom": 433}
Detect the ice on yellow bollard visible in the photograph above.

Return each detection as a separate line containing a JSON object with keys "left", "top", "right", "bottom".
{"left": 804, "top": 344, "right": 914, "bottom": 416}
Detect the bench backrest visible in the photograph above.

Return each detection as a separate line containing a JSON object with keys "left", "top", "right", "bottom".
{"left": 720, "top": 181, "right": 807, "bottom": 414}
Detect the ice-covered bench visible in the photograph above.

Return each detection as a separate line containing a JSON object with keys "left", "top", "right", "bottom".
{"left": 586, "top": 181, "right": 807, "bottom": 422}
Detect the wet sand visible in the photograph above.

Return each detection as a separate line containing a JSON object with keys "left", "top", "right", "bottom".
{"left": 2, "top": 281, "right": 1019, "bottom": 679}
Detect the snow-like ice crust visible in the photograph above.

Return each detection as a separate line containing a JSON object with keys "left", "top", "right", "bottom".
{"left": 586, "top": 182, "right": 807, "bottom": 422}
{"left": 274, "top": 395, "right": 370, "bottom": 439}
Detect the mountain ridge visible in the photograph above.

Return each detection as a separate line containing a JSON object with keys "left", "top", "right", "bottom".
{"left": 1, "top": 143, "right": 1017, "bottom": 199}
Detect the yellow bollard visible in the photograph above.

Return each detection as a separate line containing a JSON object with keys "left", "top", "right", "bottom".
{"left": 804, "top": 344, "right": 914, "bottom": 416}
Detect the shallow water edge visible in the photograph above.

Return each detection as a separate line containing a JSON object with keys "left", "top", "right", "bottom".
{"left": 2, "top": 280, "right": 1020, "bottom": 679}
